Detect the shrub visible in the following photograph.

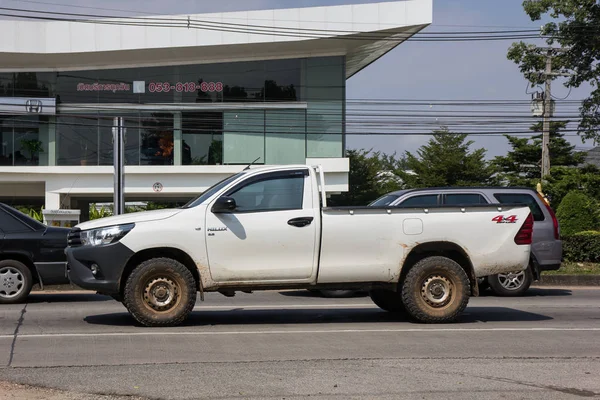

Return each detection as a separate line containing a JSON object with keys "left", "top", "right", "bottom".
{"left": 89, "top": 204, "right": 113, "bottom": 220}
{"left": 15, "top": 206, "right": 44, "bottom": 222}
{"left": 556, "top": 191, "right": 600, "bottom": 236}
{"left": 562, "top": 231, "right": 600, "bottom": 263}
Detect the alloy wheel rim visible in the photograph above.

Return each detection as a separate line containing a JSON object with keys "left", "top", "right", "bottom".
{"left": 0, "top": 267, "right": 25, "bottom": 299}
{"left": 497, "top": 271, "right": 525, "bottom": 290}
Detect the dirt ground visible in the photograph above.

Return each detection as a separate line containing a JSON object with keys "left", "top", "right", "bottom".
{"left": 0, "top": 381, "right": 146, "bottom": 400}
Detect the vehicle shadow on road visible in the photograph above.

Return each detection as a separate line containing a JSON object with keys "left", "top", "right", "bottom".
{"left": 278, "top": 290, "right": 368, "bottom": 298}
{"left": 479, "top": 288, "right": 573, "bottom": 297}
{"left": 281, "top": 288, "right": 573, "bottom": 299}
{"left": 26, "top": 293, "right": 112, "bottom": 303}
{"left": 83, "top": 306, "right": 552, "bottom": 328}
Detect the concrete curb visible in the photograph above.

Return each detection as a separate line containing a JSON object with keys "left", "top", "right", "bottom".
{"left": 535, "top": 274, "right": 600, "bottom": 287}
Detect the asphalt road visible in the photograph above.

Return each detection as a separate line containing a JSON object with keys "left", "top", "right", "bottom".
{"left": 1, "top": 287, "right": 599, "bottom": 399}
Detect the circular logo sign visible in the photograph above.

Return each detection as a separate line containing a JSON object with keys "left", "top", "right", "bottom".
{"left": 152, "top": 182, "right": 163, "bottom": 193}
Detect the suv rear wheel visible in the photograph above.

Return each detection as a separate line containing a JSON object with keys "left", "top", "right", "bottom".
{"left": 487, "top": 267, "right": 533, "bottom": 297}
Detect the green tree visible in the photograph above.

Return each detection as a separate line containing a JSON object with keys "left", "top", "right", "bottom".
{"left": 543, "top": 164, "right": 600, "bottom": 206}
{"left": 494, "top": 121, "right": 585, "bottom": 186}
{"left": 507, "top": 1, "right": 600, "bottom": 142}
{"left": 556, "top": 190, "right": 600, "bottom": 236}
{"left": 328, "top": 149, "right": 406, "bottom": 206}
{"left": 398, "top": 128, "right": 494, "bottom": 188}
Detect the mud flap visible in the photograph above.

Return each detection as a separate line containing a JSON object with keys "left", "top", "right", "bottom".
{"left": 531, "top": 256, "right": 541, "bottom": 281}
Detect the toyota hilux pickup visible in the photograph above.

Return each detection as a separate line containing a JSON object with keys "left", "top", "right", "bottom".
{"left": 66, "top": 165, "right": 533, "bottom": 327}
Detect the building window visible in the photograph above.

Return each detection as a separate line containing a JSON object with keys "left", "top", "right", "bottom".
{"left": 140, "top": 113, "right": 174, "bottom": 165}
{"left": 182, "top": 112, "right": 223, "bottom": 165}
{"left": 0, "top": 115, "right": 48, "bottom": 166}
{"left": 1, "top": 55, "right": 345, "bottom": 167}
{"left": 57, "top": 116, "right": 99, "bottom": 166}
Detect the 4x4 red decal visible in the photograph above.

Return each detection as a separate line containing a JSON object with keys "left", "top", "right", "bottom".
{"left": 492, "top": 215, "right": 518, "bottom": 224}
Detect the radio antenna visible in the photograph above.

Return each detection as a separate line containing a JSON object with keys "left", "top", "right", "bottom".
{"left": 243, "top": 157, "right": 261, "bottom": 170}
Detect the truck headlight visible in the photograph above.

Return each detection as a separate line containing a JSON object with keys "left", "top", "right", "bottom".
{"left": 81, "top": 224, "right": 135, "bottom": 247}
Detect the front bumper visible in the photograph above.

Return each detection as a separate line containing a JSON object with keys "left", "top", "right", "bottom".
{"left": 66, "top": 242, "right": 135, "bottom": 295}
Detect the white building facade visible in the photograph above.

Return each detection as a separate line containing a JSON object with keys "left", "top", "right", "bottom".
{"left": 0, "top": 0, "right": 432, "bottom": 220}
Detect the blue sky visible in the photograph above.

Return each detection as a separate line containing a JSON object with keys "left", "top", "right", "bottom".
{"left": 1, "top": 0, "right": 595, "bottom": 158}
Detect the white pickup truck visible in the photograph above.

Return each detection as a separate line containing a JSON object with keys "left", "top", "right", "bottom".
{"left": 66, "top": 165, "right": 533, "bottom": 327}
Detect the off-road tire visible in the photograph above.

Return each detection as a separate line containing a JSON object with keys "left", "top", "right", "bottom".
{"left": 369, "top": 289, "right": 406, "bottom": 313}
{"left": 0, "top": 260, "right": 33, "bottom": 304}
{"left": 123, "top": 258, "right": 197, "bottom": 327}
{"left": 401, "top": 256, "right": 470, "bottom": 323}
{"left": 487, "top": 266, "right": 533, "bottom": 297}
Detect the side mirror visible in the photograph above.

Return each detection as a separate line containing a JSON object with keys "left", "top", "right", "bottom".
{"left": 212, "top": 196, "right": 237, "bottom": 213}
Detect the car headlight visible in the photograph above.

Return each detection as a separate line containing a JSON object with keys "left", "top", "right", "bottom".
{"left": 81, "top": 224, "right": 135, "bottom": 247}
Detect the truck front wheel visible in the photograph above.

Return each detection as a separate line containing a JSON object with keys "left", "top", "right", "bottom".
{"left": 123, "top": 258, "right": 197, "bottom": 327}
{"left": 401, "top": 256, "right": 470, "bottom": 323}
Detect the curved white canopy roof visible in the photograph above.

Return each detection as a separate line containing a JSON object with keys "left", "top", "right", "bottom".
{"left": 0, "top": 0, "right": 432, "bottom": 77}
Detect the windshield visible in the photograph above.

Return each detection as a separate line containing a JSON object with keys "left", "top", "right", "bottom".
{"left": 369, "top": 194, "right": 400, "bottom": 207}
{"left": 182, "top": 172, "right": 246, "bottom": 208}
{"left": 1, "top": 204, "right": 46, "bottom": 231}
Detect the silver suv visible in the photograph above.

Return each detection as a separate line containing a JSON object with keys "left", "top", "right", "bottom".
{"left": 368, "top": 187, "right": 562, "bottom": 296}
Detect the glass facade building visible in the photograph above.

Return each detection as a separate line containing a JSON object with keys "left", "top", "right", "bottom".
{"left": 0, "top": 56, "right": 344, "bottom": 167}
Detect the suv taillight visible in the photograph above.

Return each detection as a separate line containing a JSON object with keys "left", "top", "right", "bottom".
{"left": 536, "top": 192, "right": 560, "bottom": 240}
{"left": 515, "top": 213, "right": 534, "bottom": 245}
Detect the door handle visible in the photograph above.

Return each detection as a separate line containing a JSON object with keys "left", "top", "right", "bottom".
{"left": 287, "top": 217, "right": 314, "bottom": 227}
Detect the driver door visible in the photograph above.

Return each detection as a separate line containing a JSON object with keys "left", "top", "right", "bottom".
{"left": 205, "top": 169, "right": 318, "bottom": 283}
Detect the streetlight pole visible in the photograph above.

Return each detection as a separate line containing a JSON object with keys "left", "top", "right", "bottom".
{"left": 113, "top": 117, "right": 125, "bottom": 215}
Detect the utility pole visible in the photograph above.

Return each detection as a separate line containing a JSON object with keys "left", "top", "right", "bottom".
{"left": 113, "top": 117, "right": 125, "bottom": 215}
{"left": 541, "top": 49, "right": 552, "bottom": 179}
{"left": 529, "top": 47, "right": 570, "bottom": 180}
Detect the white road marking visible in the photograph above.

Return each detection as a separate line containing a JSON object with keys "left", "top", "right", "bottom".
{"left": 1, "top": 327, "right": 600, "bottom": 339}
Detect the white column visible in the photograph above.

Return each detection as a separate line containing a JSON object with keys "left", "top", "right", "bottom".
{"left": 174, "top": 112, "right": 182, "bottom": 165}
{"left": 173, "top": 66, "right": 182, "bottom": 166}
{"left": 48, "top": 116, "right": 56, "bottom": 166}
{"left": 45, "top": 191, "right": 61, "bottom": 210}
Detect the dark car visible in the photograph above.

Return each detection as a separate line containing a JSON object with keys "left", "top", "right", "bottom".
{"left": 0, "top": 203, "right": 70, "bottom": 303}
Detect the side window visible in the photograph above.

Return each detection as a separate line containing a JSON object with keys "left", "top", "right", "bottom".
{"left": 228, "top": 175, "right": 305, "bottom": 212}
{"left": 494, "top": 193, "right": 545, "bottom": 221}
{"left": 398, "top": 195, "right": 438, "bottom": 207}
{"left": 370, "top": 195, "right": 399, "bottom": 207}
{"left": 0, "top": 209, "right": 32, "bottom": 233}
{"left": 444, "top": 194, "right": 488, "bottom": 205}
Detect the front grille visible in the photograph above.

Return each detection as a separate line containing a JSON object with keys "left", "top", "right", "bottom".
{"left": 67, "top": 228, "right": 82, "bottom": 247}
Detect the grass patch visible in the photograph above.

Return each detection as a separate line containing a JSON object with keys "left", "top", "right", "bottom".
{"left": 543, "top": 262, "right": 600, "bottom": 275}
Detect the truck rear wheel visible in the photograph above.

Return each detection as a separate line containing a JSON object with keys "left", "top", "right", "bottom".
{"left": 123, "top": 258, "right": 197, "bottom": 327}
{"left": 369, "top": 289, "right": 405, "bottom": 313}
{"left": 401, "top": 256, "right": 469, "bottom": 323}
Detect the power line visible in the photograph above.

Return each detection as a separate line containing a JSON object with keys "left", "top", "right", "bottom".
{"left": 0, "top": 7, "right": 580, "bottom": 43}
